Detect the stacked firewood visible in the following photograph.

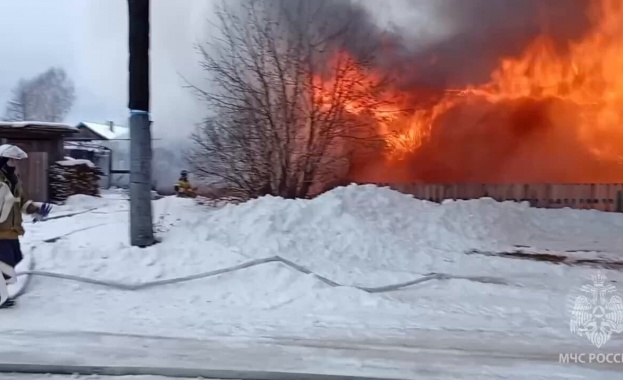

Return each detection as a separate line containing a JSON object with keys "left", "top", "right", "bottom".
{"left": 48, "top": 164, "right": 71, "bottom": 203}
{"left": 49, "top": 159, "right": 102, "bottom": 203}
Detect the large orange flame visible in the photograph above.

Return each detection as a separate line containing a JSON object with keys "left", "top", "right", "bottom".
{"left": 386, "top": 0, "right": 623, "bottom": 162}
{"left": 320, "top": 0, "right": 623, "bottom": 181}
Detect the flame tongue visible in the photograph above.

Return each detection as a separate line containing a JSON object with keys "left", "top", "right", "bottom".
{"left": 397, "top": 0, "right": 623, "bottom": 156}
{"left": 323, "top": 0, "right": 623, "bottom": 182}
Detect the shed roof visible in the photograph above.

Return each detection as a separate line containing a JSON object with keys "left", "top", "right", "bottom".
{"left": 64, "top": 140, "right": 111, "bottom": 153}
{"left": 77, "top": 122, "right": 129, "bottom": 140}
{"left": 0, "top": 121, "right": 77, "bottom": 135}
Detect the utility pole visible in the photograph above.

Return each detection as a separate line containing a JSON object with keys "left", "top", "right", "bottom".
{"left": 128, "top": 0, "right": 155, "bottom": 247}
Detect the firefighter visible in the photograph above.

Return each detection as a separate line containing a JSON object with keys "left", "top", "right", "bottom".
{"left": 174, "top": 170, "right": 197, "bottom": 198}
{"left": 0, "top": 144, "right": 52, "bottom": 308}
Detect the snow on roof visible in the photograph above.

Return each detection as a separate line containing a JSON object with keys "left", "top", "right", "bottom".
{"left": 64, "top": 144, "right": 106, "bottom": 153}
{"left": 57, "top": 157, "right": 95, "bottom": 168}
{"left": 78, "top": 122, "right": 129, "bottom": 140}
{"left": 0, "top": 121, "right": 76, "bottom": 131}
{"left": 64, "top": 141, "right": 110, "bottom": 152}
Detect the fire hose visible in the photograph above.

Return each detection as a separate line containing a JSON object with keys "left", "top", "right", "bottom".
{"left": 11, "top": 253, "right": 510, "bottom": 296}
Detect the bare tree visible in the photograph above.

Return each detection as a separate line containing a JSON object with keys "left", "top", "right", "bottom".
{"left": 3, "top": 67, "right": 76, "bottom": 122}
{"left": 188, "top": 0, "right": 389, "bottom": 199}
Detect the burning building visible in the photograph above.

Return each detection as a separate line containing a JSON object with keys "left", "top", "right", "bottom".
{"left": 329, "top": 0, "right": 623, "bottom": 184}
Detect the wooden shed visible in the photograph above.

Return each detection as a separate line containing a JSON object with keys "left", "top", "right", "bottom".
{"left": 65, "top": 122, "right": 131, "bottom": 189}
{"left": 0, "top": 121, "right": 77, "bottom": 201}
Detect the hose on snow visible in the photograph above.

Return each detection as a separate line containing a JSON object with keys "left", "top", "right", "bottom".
{"left": 14, "top": 200, "right": 511, "bottom": 296}
{"left": 16, "top": 255, "right": 511, "bottom": 294}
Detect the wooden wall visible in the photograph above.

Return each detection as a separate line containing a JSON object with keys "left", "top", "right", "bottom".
{"left": 15, "top": 152, "right": 49, "bottom": 202}
{"left": 380, "top": 183, "right": 623, "bottom": 212}
{"left": 2, "top": 137, "right": 66, "bottom": 202}
{"left": 5, "top": 138, "right": 64, "bottom": 162}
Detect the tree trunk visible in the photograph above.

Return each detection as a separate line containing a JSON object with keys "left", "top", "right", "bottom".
{"left": 128, "top": 0, "right": 155, "bottom": 247}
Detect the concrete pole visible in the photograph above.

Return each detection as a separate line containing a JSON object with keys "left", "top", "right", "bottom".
{"left": 128, "top": 0, "right": 155, "bottom": 247}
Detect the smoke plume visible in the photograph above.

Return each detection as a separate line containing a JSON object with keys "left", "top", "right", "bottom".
{"left": 274, "top": 0, "right": 592, "bottom": 94}
{"left": 377, "top": 0, "right": 592, "bottom": 90}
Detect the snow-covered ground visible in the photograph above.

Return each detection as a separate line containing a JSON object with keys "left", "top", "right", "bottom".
{"left": 1, "top": 185, "right": 622, "bottom": 379}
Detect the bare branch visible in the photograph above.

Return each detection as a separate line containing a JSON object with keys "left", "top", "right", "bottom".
{"left": 3, "top": 67, "right": 75, "bottom": 122}
{"left": 187, "top": 0, "right": 390, "bottom": 199}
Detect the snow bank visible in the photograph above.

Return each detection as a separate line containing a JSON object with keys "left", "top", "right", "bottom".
{"left": 25, "top": 184, "right": 623, "bottom": 286}
{"left": 200, "top": 185, "right": 583, "bottom": 284}
{"left": 8, "top": 184, "right": 623, "bottom": 346}
{"left": 24, "top": 195, "right": 246, "bottom": 285}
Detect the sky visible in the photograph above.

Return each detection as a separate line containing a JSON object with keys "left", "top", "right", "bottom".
{"left": 0, "top": 0, "right": 211, "bottom": 141}
{"left": 0, "top": 0, "right": 445, "bottom": 142}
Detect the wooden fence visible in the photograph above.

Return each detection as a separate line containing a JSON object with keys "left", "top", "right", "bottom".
{"left": 378, "top": 183, "right": 623, "bottom": 212}
{"left": 15, "top": 152, "right": 49, "bottom": 202}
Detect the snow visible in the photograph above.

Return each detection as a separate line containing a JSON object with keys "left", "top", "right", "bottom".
{"left": 79, "top": 122, "right": 129, "bottom": 140}
{"left": 0, "top": 121, "right": 76, "bottom": 130}
{"left": 64, "top": 141, "right": 110, "bottom": 153}
{"left": 57, "top": 157, "right": 96, "bottom": 168}
{"left": 1, "top": 184, "right": 622, "bottom": 378}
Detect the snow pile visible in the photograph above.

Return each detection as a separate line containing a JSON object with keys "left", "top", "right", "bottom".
{"left": 24, "top": 195, "right": 245, "bottom": 285}
{"left": 202, "top": 186, "right": 448, "bottom": 282}
{"left": 24, "top": 184, "right": 623, "bottom": 286}
{"left": 200, "top": 185, "right": 558, "bottom": 284}
{"left": 5, "top": 184, "right": 623, "bottom": 352}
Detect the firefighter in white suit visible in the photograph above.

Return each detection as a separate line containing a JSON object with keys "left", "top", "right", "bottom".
{"left": 0, "top": 144, "right": 51, "bottom": 307}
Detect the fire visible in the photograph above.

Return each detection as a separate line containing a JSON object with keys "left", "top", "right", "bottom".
{"left": 316, "top": 0, "right": 623, "bottom": 181}
{"left": 385, "top": 0, "right": 623, "bottom": 163}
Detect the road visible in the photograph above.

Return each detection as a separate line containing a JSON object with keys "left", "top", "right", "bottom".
{"left": 0, "top": 329, "right": 621, "bottom": 379}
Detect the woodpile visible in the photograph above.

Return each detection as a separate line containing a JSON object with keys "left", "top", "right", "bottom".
{"left": 49, "top": 159, "right": 102, "bottom": 203}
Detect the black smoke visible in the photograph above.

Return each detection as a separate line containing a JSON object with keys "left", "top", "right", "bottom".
{"left": 268, "top": 0, "right": 593, "bottom": 91}
{"left": 261, "top": 0, "right": 389, "bottom": 64}
{"left": 389, "top": 0, "right": 593, "bottom": 90}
